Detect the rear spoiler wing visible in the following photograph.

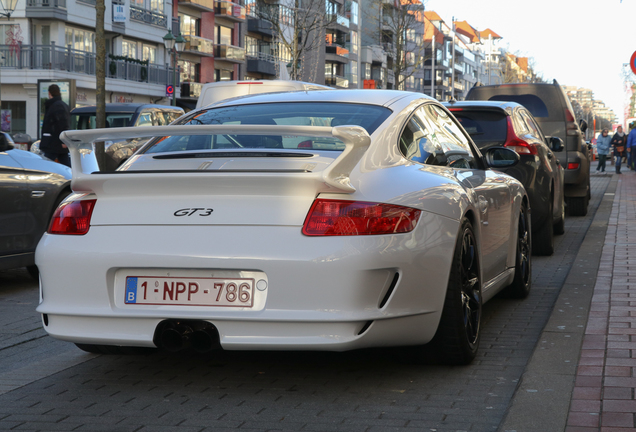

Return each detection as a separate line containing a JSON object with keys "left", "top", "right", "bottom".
{"left": 60, "top": 124, "right": 371, "bottom": 193}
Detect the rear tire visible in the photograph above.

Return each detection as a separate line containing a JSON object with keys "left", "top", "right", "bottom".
{"left": 505, "top": 201, "right": 532, "bottom": 299}
{"left": 567, "top": 195, "right": 589, "bottom": 217}
{"left": 426, "top": 218, "right": 482, "bottom": 365}
{"left": 26, "top": 265, "right": 39, "bottom": 280}
{"left": 553, "top": 195, "right": 565, "bottom": 235}
{"left": 532, "top": 199, "right": 554, "bottom": 256}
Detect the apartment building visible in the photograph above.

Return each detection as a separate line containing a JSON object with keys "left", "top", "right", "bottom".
{"left": 0, "top": 0, "right": 363, "bottom": 140}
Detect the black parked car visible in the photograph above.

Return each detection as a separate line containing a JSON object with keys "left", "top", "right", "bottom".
{"left": 0, "top": 132, "right": 71, "bottom": 277}
{"left": 445, "top": 101, "right": 565, "bottom": 256}
{"left": 465, "top": 80, "right": 590, "bottom": 216}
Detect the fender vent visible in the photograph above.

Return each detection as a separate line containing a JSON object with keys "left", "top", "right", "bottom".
{"left": 379, "top": 272, "right": 400, "bottom": 309}
{"left": 357, "top": 320, "right": 374, "bottom": 335}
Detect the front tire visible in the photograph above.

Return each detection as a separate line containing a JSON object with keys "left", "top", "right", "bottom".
{"left": 427, "top": 218, "right": 482, "bottom": 365}
{"left": 505, "top": 201, "right": 532, "bottom": 299}
{"left": 567, "top": 195, "right": 589, "bottom": 217}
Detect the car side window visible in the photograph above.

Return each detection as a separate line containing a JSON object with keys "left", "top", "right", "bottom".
{"left": 414, "top": 104, "right": 477, "bottom": 169}
{"left": 398, "top": 113, "right": 442, "bottom": 165}
{"left": 136, "top": 112, "right": 153, "bottom": 127}
{"left": 520, "top": 110, "right": 544, "bottom": 141}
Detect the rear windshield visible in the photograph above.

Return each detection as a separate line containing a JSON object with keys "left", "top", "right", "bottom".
{"left": 71, "top": 113, "right": 135, "bottom": 129}
{"left": 143, "top": 102, "right": 391, "bottom": 154}
{"left": 453, "top": 111, "right": 507, "bottom": 148}
{"left": 467, "top": 86, "right": 564, "bottom": 120}
{"left": 488, "top": 95, "right": 548, "bottom": 118}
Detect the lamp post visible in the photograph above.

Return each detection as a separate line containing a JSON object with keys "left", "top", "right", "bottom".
{"left": 163, "top": 30, "right": 186, "bottom": 107}
{"left": 0, "top": 0, "right": 17, "bottom": 124}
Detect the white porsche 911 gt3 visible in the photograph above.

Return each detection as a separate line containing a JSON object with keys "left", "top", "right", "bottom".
{"left": 35, "top": 90, "right": 531, "bottom": 365}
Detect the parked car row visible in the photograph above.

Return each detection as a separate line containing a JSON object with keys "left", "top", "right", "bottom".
{"left": 1, "top": 80, "right": 590, "bottom": 366}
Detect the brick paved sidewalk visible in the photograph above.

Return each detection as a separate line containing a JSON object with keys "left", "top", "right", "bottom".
{"left": 567, "top": 171, "right": 636, "bottom": 431}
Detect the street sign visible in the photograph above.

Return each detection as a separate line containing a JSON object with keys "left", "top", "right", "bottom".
{"left": 630, "top": 51, "right": 636, "bottom": 75}
{"left": 166, "top": 84, "right": 175, "bottom": 97}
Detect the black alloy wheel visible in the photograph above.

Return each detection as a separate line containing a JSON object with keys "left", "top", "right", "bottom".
{"left": 427, "top": 218, "right": 482, "bottom": 365}
{"left": 506, "top": 201, "right": 532, "bottom": 298}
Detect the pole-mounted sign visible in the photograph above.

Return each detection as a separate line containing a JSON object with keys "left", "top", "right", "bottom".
{"left": 166, "top": 84, "right": 175, "bottom": 98}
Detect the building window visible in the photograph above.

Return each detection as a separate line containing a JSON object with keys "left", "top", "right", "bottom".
{"left": 122, "top": 40, "right": 138, "bottom": 58}
{"left": 216, "top": 25, "right": 233, "bottom": 45}
{"left": 180, "top": 14, "right": 199, "bottom": 37}
{"left": 346, "top": 0, "right": 358, "bottom": 25}
{"left": 132, "top": 0, "right": 163, "bottom": 12}
{"left": 142, "top": 44, "right": 156, "bottom": 63}
{"left": 348, "top": 30, "right": 358, "bottom": 55}
{"left": 65, "top": 27, "right": 95, "bottom": 52}
{"left": 179, "top": 60, "right": 199, "bottom": 82}
{"left": 215, "top": 69, "right": 233, "bottom": 81}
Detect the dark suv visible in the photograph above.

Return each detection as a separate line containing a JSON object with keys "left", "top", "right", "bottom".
{"left": 466, "top": 80, "right": 590, "bottom": 216}
{"left": 445, "top": 101, "right": 565, "bottom": 256}
{"left": 70, "top": 103, "right": 184, "bottom": 170}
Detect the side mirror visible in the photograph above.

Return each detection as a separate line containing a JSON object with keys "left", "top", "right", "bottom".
{"left": 0, "top": 133, "right": 14, "bottom": 152}
{"left": 579, "top": 119, "right": 588, "bottom": 133}
{"left": 546, "top": 136, "right": 564, "bottom": 152}
{"left": 483, "top": 147, "right": 520, "bottom": 168}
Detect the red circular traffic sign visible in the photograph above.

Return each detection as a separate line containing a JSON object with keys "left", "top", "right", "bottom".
{"left": 166, "top": 84, "right": 175, "bottom": 96}
{"left": 630, "top": 51, "right": 636, "bottom": 75}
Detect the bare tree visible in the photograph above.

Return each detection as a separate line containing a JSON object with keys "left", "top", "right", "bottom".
{"left": 249, "top": 0, "right": 334, "bottom": 81}
{"left": 362, "top": 0, "right": 426, "bottom": 90}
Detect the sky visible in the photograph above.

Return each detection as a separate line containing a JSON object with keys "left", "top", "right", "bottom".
{"left": 425, "top": 0, "right": 636, "bottom": 125}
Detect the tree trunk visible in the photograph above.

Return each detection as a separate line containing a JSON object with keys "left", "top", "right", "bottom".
{"left": 95, "top": 0, "right": 107, "bottom": 170}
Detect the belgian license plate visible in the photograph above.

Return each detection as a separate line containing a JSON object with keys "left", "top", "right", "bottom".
{"left": 124, "top": 276, "right": 255, "bottom": 307}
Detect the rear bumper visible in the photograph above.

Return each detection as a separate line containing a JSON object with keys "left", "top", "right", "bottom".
{"left": 563, "top": 150, "right": 589, "bottom": 197}
{"left": 36, "top": 221, "right": 457, "bottom": 350}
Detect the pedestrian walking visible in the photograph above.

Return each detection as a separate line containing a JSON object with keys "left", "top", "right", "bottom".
{"left": 627, "top": 123, "right": 636, "bottom": 170}
{"left": 611, "top": 125, "right": 628, "bottom": 174}
{"left": 39, "top": 84, "right": 71, "bottom": 167}
{"left": 595, "top": 129, "right": 611, "bottom": 172}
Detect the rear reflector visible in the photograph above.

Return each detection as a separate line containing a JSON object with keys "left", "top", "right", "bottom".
{"left": 48, "top": 199, "right": 97, "bottom": 235}
{"left": 302, "top": 199, "right": 421, "bottom": 236}
{"left": 567, "top": 162, "right": 580, "bottom": 170}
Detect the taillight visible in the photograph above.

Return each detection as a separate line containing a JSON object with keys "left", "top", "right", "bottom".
{"left": 565, "top": 109, "right": 579, "bottom": 136}
{"left": 302, "top": 199, "right": 421, "bottom": 236}
{"left": 503, "top": 117, "right": 537, "bottom": 155}
{"left": 567, "top": 162, "right": 580, "bottom": 170}
{"left": 48, "top": 199, "right": 97, "bottom": 235}
{"left": 298, "top": 140, "right": 313, "bottom": 149}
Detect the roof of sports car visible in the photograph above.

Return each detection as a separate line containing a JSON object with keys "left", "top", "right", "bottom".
{"left": 209, "top": 89, "right": 435, "bottom": 109}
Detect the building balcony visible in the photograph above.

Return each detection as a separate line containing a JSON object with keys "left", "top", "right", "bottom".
{"left": 179, "top": 0, "right": 214, "bottom": 12}
{"left": 246, "top": 52, "right": 277, "bottom": 76}
{"left": 327, "top": 13, "right": 349, "bottom": 30}
{"left": 183, "top": 35, "right": 215, "bottom": 57}
{"left": 26, "top": 0, "right": 67, "bottom": 19}
{"left": 215, "top": 1, "right": 246, "bottom": 21}
{"left": 325, "top": 37, "right": 349, "bottom": 63}
{"left": 215, "top": 44, "right": 246, "bottom": 62}
{"left": 0, "top": 44, "right": 174, "bottom": 85}
{"left": 325, "top": 74, "right": 349, "bottom": 88}
{"left": 130, "top": 5, "right": 168, "bottom": 27}
{"left": 247, "top": 17, "right": 273, "bottom": 37}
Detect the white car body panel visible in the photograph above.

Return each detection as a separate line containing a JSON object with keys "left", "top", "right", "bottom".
{"left": 36, "top": 90, "right": 528, "bottom": 352}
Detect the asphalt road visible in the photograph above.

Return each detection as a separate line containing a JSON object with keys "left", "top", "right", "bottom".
{"left": 0, "top": 173, "right": 612, "bottom": 432}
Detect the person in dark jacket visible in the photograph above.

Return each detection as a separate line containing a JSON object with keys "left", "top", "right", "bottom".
{"left": 39, "top": 84, "right": 71, "bottom": 167}
{"left": 611, "top": 125, "right": 628, "bottom": 174}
